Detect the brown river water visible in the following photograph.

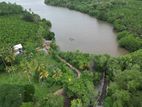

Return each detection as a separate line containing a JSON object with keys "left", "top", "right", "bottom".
{"left": 1, "top": 0, "right": 128, "bottom": 56}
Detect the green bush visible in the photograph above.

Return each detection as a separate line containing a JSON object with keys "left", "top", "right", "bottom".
{"left": 39, "top": 94, "right": 64, "bottom": 107}
{"left": 117, "top": 31, "right": 130, "bottom": 40}
{"left": 119, "top": 35, "right": 142, "bottom": 52}
{"left": 23, "top": 84, "right": 35, "bottom": 102}
{"left": 59, "top": 51, "right": 91, "bottom": 71}
{"left": 92, "top": 55, "right": 110, "bottom": 72}
{"left": 0, "top": 2, "right": 23, "bottom": 15}
{"left": 22, "top": 11, "right": 40, "bottom": 23}
{"left": 0, "top": 84, "right": 35, "bottom": 107}
{"left": 44, "top": 31, "right": 55, "bottom": 40}
{"left": 41, "top": 18, "right": 52, "bottom": 28}
{"left": 0, "top": 59, "right": 5, "bottom": 73}
{"left": 104, "top": 50, "right": 142, "bottom": 107}
{"left": 71, "top": 99, "right": 83, "bottom": 107}
{"left": 20, "top": 103, "right": 33, "bottom": 107}
{"left": 117, "top": 31, "right": 142, "bottom": 51}
{"left": 0, "top": 84, "right": 24, "bottom": 107}
{"left": 65, "top": 74, "right": 96, "bottom": 107}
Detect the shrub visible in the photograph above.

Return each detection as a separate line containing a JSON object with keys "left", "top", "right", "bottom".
{"left": 0, "top": 58, "right": 5, "bottom": 73}
{"left": 23, "top": 84, "right": 35, "bottom": 102}
{"left": 71, "top": 99, "right": 83, "bottom": 107}
{"left": 23, "top": 11, "right": 40, "bottom": 23}
{"left": 119, "top": 35, "right": 142, "bottom": 52}
{"left": 44, "top": 32, "right": 55, "bottom": 40}
{"left": 41, "top": 18, "right": 52, "bottom": 28}
{"left": 20, "top": 103, "right": 33, "bottom": 107}
{"left": 0, "top": 2, "right": 23, "bottom": 15}
{"left": 117, "top": 31, "right": 130, "bottom": 40}
{"left": 0, "top": 84, "right": 35, "bottom": 107}
{"left": 0, "top": 84, "right": 24, "bottom": 107}
{"left": 39, "top": 94, "right": 64, "bottom": 107}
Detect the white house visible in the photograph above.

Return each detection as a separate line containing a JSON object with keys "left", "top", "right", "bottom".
{"left": 13, "top": 44, "right": 23, "bottom": 55}
{"left": 43, "top": 40, "right": 52, "bottom": 51}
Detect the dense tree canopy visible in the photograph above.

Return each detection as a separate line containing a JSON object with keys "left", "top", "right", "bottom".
{"left": 0, "top": 1, "right": 142, "bottom": 107}
{"left": 0, "top": 2, "right": 23, "bottom": 15}
{"left": 104, "top": 49, "right": 142, "bottom": 107}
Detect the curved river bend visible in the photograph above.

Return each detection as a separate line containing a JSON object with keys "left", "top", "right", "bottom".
{"left": 1, "top": 0, "right": 127, "bottom": 56}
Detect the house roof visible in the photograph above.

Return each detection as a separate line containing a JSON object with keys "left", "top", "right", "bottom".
{"left": 13, "top": 44, "right": 23, "bottom": 50}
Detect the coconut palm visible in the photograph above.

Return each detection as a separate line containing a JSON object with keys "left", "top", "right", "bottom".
{"left": 52, "top": 68, "right": 62, "bottom": 81}
{"left": 0, "top": 47, "right": 16, "bottom": 73}
{"left": 4, "top": 53, "right": 15, "bottom": 66}
{"left": 21, "top": 59, "right": 49, "bottom": 82}
{"left": 39, "top": 70, "right": 49, "bottom": 80}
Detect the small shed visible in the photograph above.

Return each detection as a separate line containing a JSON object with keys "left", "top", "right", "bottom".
{"left": 43, "top": 40, "right": 52, "bottom": 51}
{"left": 13, "top": 44, "right": 23, "bottom": 55}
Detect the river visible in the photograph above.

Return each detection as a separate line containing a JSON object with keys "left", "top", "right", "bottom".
{"left": 1, "top": 0, "right": 127, "bottom": 56}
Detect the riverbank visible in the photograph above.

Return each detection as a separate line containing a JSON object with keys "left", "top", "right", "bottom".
{"left": 44, "top": 0, "right": 142, "bottom": 106}
{"left": 6, "top": 0, "right": 129, "bottom": 56}
{"left": 58, "top": 50, "right": 142, "bottom": 107}
{"left": 0, "top": 1, "right": 142, "bottom": 107}
{"left": 0, "top": 2, "right": 97, "bottom": 107}
{"left": 45, "top": 0, "right": 142, "bottom": 52}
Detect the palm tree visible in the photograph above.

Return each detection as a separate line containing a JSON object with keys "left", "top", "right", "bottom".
{"left": 20, "top": 59, "right": 38, "bottom": 83}
{"left": 0, "top": 47, "right": 15, "bottom": 73}
{"left": 52, "top": 68, "right": 62, "bottom": 81}
{"left": 4, "top": 53, "right": 15, "bottom": 66}
{"left": 21, "top": 59, "right": 49, "bottom": 82}
{"left": 39, "top": 70, "right": 49, "bottom": 80}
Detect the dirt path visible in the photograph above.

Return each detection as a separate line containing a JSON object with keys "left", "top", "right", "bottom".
{"left": 53, "top": 56, "right": 82, "bottom": 107}
{"left": 56, "top": 56, "right": 81, "bottom": 78}
{"left": 54, "top": 55, "right": 107, "bottom": 107}
{"left": 54, "top": 88, "right": 64, "bottom": 96}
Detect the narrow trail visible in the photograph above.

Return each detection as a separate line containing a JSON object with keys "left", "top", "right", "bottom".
{"left": 54, "top": 55, "right": 82, "bottom": 107}
{"left": 54, "top": 55, "right": 81, "bottom": 96}
{"left": 54, "top": 88, "right": 64, "bottom": 96}
{"left": 54, "top": 55, "right": 108, "bottom": 107}
{"left": 56, "top": 55, "right": 81, "bottom": 78}
{"left": 41, "top": 40, "right": 74, "bottom": 97}
{"left": 43, "top": 40, "right": 107, "bottom": 107}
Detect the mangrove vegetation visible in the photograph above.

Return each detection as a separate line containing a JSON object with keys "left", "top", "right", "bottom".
{"left": 0, "top": 1, "right": 142, "bottom": 107}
